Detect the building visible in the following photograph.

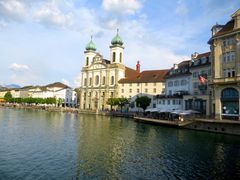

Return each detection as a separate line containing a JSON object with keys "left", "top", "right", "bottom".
{"left": 154, "top": 60, "right": 191, "bottom": 112}
{"left": 0, "top": 82, "right": 76, "bottom": 107}
{"left": 29, "top": 82, "right": 74, "bottom": 106}
{"left": 118, "top": 68, "right": 169, "bottom": 110}
{"left": 79, "top": 31, "right": 140, "bottom": 110}
{"left": 208, "top": 9, "right": 240, "bottom": 120}
{"left": 184, "top": 52, "right": 212, "bottom": 116}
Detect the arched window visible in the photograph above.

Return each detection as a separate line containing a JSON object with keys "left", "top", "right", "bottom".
{"left": 102, "top": 76, "right": 106, "bottom": 85}
{"left": 111, "top": 76, "right": 114, "bottom": 85}
{"left": 120, "top": 52, "right": 122, "bottom": 63}
{"left": 86, "top": 57, "right": 89, "bottom": 66}
{"left": 221, "top": 88, "right": 239, "bottom": 99}
{"left": 113, "top": 52, "right": 116, "bottom": 62}
{"left": 221, "top": 88, "right": 239, "bottom": 115}
{"left": 89, "top": 77, "right": 92, "bottom": 86}
{"left": 95, "top": 75, "right": 99, "bottom": 85}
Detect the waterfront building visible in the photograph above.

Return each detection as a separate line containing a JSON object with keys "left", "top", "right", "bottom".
{"left": 208, "top": 9, "right": 240, "bottom": 120}
{"left": 0, "top": 82, "right": 76, "bottom": 107}
{"left": 184, "top": 52, "right": 212, "bottom": 116}
{"left": 118, "top": 68, "right": 169, "bottom": 110}
{"left": 154, "top": 60, "right": 191, "bottom": 112}
{"left": 29, "top": 82, "right": 74, "bottom": 107}
{"left": 79, "top": 31, "right": 139, "bottom": 110}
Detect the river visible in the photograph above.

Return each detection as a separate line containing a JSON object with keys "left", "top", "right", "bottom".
{"left": 0, "top": 108, "right": 239, "bottom": 179}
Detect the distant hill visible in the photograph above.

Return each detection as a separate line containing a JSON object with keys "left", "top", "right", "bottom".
{"left": 5, "top": 84, "right": 21, "bottom": 89}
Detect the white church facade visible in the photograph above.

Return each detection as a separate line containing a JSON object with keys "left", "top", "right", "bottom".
{"left": 79, "top": 31, "right": 139, "bottom": 110}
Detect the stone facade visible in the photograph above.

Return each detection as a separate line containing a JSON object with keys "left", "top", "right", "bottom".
{"left": 209, "top": 9, "right": 240, "bottom": 120}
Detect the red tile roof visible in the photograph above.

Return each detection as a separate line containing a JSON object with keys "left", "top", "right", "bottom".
{"left": 119, "top": 69, "right": 169, "bottom": 83}
{"left": 194, "top": 52, "right": 210, "bottom": 59}
{"left": 45, "top": 82, "right": 70, "bottom": 88}
{"left": 214, "top": 20, "right": 235, "bottom": 37}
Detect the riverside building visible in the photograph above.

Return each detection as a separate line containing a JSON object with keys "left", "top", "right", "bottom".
{"left": 209, "top": 9, "right": 240, "bottom": 120}
{"left": 79, "top": 31, "right": 139, "bottom": 110}
{"left": 79, "top": 31, "right": 169, "bottom": 111}
{"left": 184, "top": 52, "right": 212, "bottom": 116}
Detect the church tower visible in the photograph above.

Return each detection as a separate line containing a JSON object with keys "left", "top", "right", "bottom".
{"left": 110, "top": 29, "right": 124, "bottom": 64}
{"left": 84, "top": 36, "right": 97, "bottom": 67}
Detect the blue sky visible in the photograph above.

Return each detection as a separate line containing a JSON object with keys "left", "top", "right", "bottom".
{"left": 0, "top": 0, "right": 239, "bottom": 87}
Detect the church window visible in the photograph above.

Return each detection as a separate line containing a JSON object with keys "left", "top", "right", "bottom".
{"left": 86, "top": 57, "right": 89, "bottom": 66}
{"left": 113, "top": 52, "right": 116, "bottom": 62}
{"left": 89, "top": 77, "right": 92, "bottom": 86}
{"left": 95, "top": 75, "right": 99, "bottom": 85}
{"left": 111, "top": 76, "right": 114, "bottom": 85}
{"left": 102, "top": 76, "right": 106, "bottom": 85}
{"left": 120, "top": 52, "right": 122, "bottom": 63}
{"left": 84, "top": 78, "right": 87, "bottom": 86}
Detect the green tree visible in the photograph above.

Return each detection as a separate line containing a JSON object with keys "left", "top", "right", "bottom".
{"left": 135, "top": 96, "right": 151, "bottom": 112}
{"left": 4, "top": 91, "right": 12, "bottom": 102}
{"left": 106, "top": 98, "right": 119, "bottom": 110}
{"left": 117, "top": 98, "right": 129, "bottom": 112}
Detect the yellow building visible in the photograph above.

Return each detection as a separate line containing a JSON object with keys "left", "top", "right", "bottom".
{"left": 118, "top": 69, "right": 169, "bottom": 110}
{"left": 209, "top": 9, "right": 240, "bottom": 120}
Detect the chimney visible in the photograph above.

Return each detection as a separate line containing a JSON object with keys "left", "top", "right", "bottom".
{"left": 136, "top": 61, "right": 140, "bottom": 73}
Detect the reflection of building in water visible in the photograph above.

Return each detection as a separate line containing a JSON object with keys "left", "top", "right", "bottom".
{"left": 208, "top": 9, "right": 240, "bottom": 120}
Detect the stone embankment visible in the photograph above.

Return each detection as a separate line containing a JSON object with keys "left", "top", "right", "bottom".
{"left": 0, "top": 103, "right": 79, "bottom": 113}
{"left": 134, "top": 116, "right": 240, "bottom": 136}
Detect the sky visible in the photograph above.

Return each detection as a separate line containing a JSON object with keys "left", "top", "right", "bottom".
{"left": 0, "top": 0, "right": 239, "bottom": 87}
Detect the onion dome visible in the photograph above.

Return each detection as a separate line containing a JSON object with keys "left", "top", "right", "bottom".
{"left": 85, "top": 36, "right": 96, "bottom": 51}
{"left": 111, "top": 29, "right": 123, "bottom": 46}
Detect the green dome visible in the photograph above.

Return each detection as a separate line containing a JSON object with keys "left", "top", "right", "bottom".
{"left": 111, "top": 30, "right": 123, "bottom": 46}
{"left": 85, "top": 38, "right": 96, "bottom": 51}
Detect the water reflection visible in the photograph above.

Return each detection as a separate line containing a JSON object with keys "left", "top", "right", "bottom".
{"left": 0, "top": 108, "right": 239, "bottom": 179}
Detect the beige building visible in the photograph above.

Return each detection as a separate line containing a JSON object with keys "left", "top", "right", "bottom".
{"left": 79, "top": 31, "right": 140, "bottom": 110}
{"left": 118, "top": 69, "right": 169, "bottom": 110}
{"left": 209, "top": 9, "right": 240, "bottom": 120}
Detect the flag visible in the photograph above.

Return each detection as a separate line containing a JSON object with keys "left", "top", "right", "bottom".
{"left": 199, "top": 75, "right": 207, "bottom": 85}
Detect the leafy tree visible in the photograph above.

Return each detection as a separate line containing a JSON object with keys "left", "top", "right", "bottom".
{"left": 106, "top": 98, "right": 119, "bottom": 110}
{"left": 117, "top": 98, "right": 129, "bottom": 112}
{"left": 135, "top": 96, "right": 151, "bottom": 112}
{"left": 4, "top": 91, "right": 12, "bottom": 102}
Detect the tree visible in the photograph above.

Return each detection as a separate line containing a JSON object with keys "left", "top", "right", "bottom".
{"left": 4, "top": 91, "right": 12, "bottom": 102}
{"left": 106, "top": 98, "right": 119, "bottom": 110}
{"left": 135, "top": 96, "right": 151, "bottom": 112}
{"left": 117, "top": 98, "right": 129, "bottom": 112}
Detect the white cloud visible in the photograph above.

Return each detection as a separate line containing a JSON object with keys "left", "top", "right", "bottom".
{"left": 176, "top": 0, "right": 188, "bottom": 16}
{"left": 33, "top": 1, "right": 74, "bottom": 28}
{"left": 73, "top": 74, "right": 81, "bottom": 88}
{"left": 9, "top": 63, "right": 29, "bottom": 71}
{"left": 62, "top": 78, "right": 70, "bottom": 86}
{"left": 102, "top": 0, "right": 142, "bottom": 15}
{"left": 0, "top": 0, "right": 26, "bottom": 21}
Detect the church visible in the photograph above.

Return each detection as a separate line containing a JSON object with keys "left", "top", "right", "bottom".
{"left": 79, "top": 30, "right": 168, "bottom": 111}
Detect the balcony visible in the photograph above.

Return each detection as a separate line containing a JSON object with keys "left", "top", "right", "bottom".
{"left": 198, "top": 85, "right": 207, "bottom": 91}
{"left": 213, "top": 76, "right": 239, "bottom": 84}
